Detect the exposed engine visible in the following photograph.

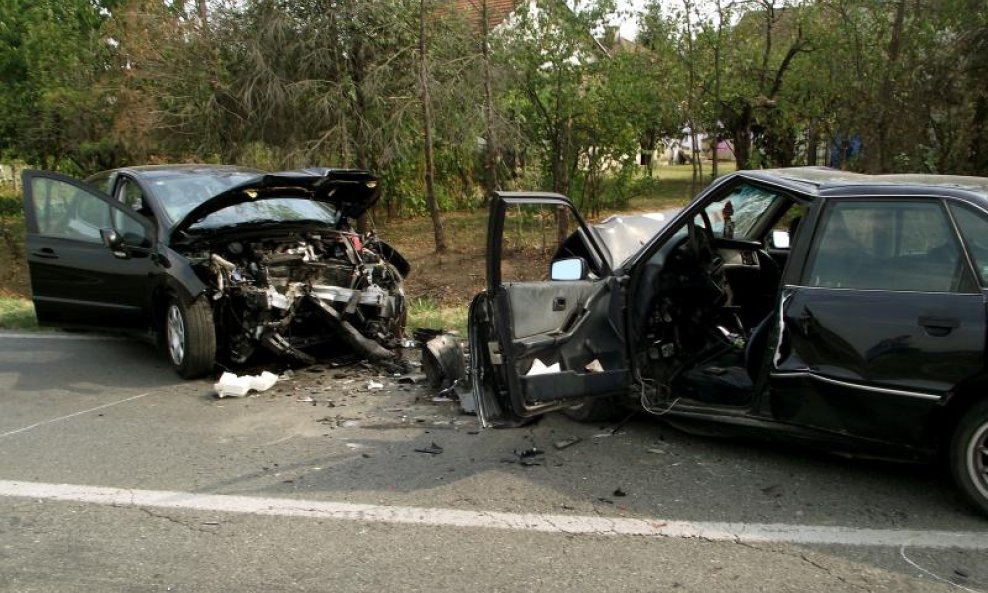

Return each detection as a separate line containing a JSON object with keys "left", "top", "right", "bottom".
{"left": 189, "top": 230, "right": 406, "bottom": 366}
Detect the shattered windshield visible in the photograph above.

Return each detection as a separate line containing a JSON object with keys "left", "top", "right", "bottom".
{"left": 187, "top": 198, "right": 341, "bottom": 231}
{"left": 703, "top": 184, "right": 781, "bottom": 240}
{"left": 149, "top": 172, "right": 261, "bottom": 222}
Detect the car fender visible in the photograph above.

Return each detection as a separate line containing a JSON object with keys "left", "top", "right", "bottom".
{"left": 149, "top": 248, "right": 210, "bottom": 332}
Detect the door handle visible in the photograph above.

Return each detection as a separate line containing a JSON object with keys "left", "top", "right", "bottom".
{"left": 919, "top": 316, "right": 959, "bottom": 337}
{"left": 31, "top": 248, "right": 58, "bottom": 260}
{"left": 552, "top": 296, "right": 567, "bottom": 311}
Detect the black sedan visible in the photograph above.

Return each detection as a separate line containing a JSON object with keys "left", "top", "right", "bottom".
{"left": 468, "top": 167, "right": 988, "bottom": 515}
{"left": 21, "top": 165, "right": 410, "bottom": 378}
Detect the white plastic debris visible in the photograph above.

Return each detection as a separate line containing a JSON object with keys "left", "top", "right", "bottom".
{"left": 249, "top": 371, "right": 278, "bottom": 391}
{"left": 585, "top": 359, "right": 604, "bottom": 373}
{"left": 367, "top": 380, "right": 384, "bottom": 391}
{"left": 214, "top": 371, "right": 279, "bottom": 398}
{"left": 526, "top": 358, "right": 561, "bottom": 376}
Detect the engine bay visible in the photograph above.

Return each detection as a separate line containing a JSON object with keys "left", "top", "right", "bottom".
{"left": 185, "top": 229, "right": 406, "bottom": 366}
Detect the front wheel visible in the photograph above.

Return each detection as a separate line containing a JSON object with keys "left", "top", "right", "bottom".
{"left": 165, "top": 296, "right": 216, "bottom": 379}
{"left": 950, "top": 399, "right": 988, "bottom": 516}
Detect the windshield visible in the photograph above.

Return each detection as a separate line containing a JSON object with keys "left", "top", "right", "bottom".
{"left": 702, "top": 184, "right": 781, "bottom": 240}
{"left": 187, "top": 198, "right": 341, "bottom": 231}
{"left": 149, "top": 172, "right": 261, "bottom": 222}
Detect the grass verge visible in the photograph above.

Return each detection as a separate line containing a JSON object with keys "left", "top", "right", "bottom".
{"left": 406, "top": 297, "right": 468, "bottom": 336}
{"left": 0, "top": 296, "right": 37, "bottom": 330}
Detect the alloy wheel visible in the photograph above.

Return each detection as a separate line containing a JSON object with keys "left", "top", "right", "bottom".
{"left": 968, "top": 419, "right": 988, "bottom": 500}
{"left": 166, "top": 304, "right": 186, "bottom": 366}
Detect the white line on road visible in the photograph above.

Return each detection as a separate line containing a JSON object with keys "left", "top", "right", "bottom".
{"left": 0, "top": 479, "right": 985, "bottom": 549}
{"left": 0, "top": 332, "right": 126, "bottom": 341}
{"left": 0, "top": 393, "right": 152, "bottom": 439}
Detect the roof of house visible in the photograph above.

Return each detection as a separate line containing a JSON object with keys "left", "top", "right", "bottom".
{"left": 450, "top": 0, "right": 523, "bottom": 31}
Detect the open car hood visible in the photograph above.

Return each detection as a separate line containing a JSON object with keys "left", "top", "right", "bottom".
{"left": 591, "top": 210, "right": 678, "bottom": 268}
{"left": 173, "top": 168, "right": 380, "bottom": 235}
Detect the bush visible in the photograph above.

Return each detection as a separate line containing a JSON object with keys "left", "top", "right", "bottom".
{"left": 0, "top": 190, "right": 22, "bottom": 218}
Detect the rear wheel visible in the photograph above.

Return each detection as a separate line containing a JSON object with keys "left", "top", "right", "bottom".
{"left": 950, "top": 399, "right": 988, "bottom": 516}
{"left": 165, "top": 296, "right": 216, "bottom": 379}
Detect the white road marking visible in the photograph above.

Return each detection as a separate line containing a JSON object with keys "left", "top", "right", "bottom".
{"left": 0, "top": 479, "right": 985, "bottom": 549}
{"left": 0, "top": 332, "right": 125, "bottom": 341}
{"left": 0, "top": 393, "right": 152, "bottom": 439}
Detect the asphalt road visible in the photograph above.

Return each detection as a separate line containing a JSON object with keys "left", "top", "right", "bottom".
{"left": 0, "top": 331, "right": 986, "bottom": 592}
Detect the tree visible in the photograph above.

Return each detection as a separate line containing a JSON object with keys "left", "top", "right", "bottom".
{"left": 0, "top": 0, "right": 122, "bottom": 171}
{"left": 499, "top": 0, "right": 616, "bottom": 241}
{"left": 419, "top": 0, "right": 447, "bottom": 252}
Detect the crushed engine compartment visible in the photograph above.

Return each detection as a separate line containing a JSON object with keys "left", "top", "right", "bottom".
{"left": 186, "top": 230, "right": 407, "bottom": 366}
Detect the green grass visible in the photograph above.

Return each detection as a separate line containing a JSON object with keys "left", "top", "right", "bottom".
{"left": 406, "top": 297, "right": 468, "bottom": 336}
{"left": 0, "top": 296, "right": 38, "bottom": 330}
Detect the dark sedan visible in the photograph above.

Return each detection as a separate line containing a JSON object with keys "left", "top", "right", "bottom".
{"left": 21, "top": 165, "right": 410, "bottom": 378}
{"left": 469, "top": 167, "right": 988, "bottom": 515}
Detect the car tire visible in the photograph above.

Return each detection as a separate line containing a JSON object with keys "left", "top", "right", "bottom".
{"left": 165, "top": 296, "right": 216, "bottom": 379}
{"left": 949, "top": 399, "right": 988, "bottom": 515}
{"left": 562, "top": 397, "right": 618, "bottom": 423}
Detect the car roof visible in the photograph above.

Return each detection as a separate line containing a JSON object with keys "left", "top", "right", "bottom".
{"left": 738, "top": 167, "right": 988, "bottom": 203}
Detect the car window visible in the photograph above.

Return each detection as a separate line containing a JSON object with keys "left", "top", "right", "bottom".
{"left": 702, "top": 183, "right": 783, "bottom": 240}
{"left": 29, "top": 177, "right": 110, "bottom": 243}
{"left": 500, "top": 203, "right": 599, "bottom": 283}
{"left": 85, "top": 171, "right": 114, "bottom": 195}
{"left": 948, "top": 203, "right": 988, "bottom": 285}
{"left": 804, "top": 200, "right": 976, "bottom": 292}
{"left": 117, "top": 178, "right": 145, "bottom": 211}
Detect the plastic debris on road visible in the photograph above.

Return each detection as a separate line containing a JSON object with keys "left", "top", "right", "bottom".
{"left": 214, "top": 371, "right": 279, "bottom": 398}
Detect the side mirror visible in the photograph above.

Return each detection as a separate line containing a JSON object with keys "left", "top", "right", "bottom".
{"left": 550, "top": 257, "right": 588, "bottom": 281}
{"left": 100, "top": 227, "right": 130, "bottom": 259}
{"left": 100, "top": 227, "right": 122, "bottom": 249}
{"left": 770, "top": 229, "right": 791, "bottom": 249}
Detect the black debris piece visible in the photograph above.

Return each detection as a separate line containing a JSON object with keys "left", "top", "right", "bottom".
{"left": 397, "top": 373, "right": 428, "bottom": 385}
{"left": 612, "top": 488, "right": 627, "bottom": 497}
{"left": 501, "top": 447, "right": 545, "bottom": 466}
{"left": 414, "top": 442, "right": 444, "bottom": 455}
{"left": 553, "top": 436, "right": 581, "bottom": 450}
{"left": 421, "top": 333, "right": 467, "bottom": 390}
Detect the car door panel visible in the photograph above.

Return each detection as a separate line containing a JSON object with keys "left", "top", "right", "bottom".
{"left": 770, "top": 198, "right": 986, "bottom": 445}
{"left": 777, "top": 289, "right": 984, "bottom": 393}
{"left": 22, "top": 170, "right": 155, "bottom": 331}
{"left": 497, "top": 278, "right": 630, "bottom": 406}
{"left": 472, "top": 193, "right": 631, "bottom": 424}
{"left": 505, "top": 280, "right": 595, "bottom": 340}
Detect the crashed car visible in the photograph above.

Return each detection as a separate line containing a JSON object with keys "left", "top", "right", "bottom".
{"left": 469, "top": 168, "right": 988, "bottom": 515}
{"left": 21, "top": 165, "right": 409, "bottom": 378}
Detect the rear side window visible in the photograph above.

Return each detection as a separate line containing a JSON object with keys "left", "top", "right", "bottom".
{"left": 949, "top": 203, "right": 988, "bottom": 285}
{"left": 804, "top": 200, "right": 976, "bottom": 292}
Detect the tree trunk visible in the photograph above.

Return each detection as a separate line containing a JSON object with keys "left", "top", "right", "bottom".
{"left": 970, "top": 95, "right": 988, "bottom": 175}
{"left": 806, "top": 122, "right": 818, "bottom": 166}
{"left": 481, "top": 0, "right": 498, "bottom": 206}
{"left": 197, "top": 0, "right": 208, "bottom": 30}
{"left": 420, "top": 0, "right": 446, "bottom": 252}
{"left": 876, "top": 0, "right": 907, "bottom": 173}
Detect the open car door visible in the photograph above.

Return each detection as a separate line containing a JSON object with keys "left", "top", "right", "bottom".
{"left": 21, "top": 170, "right": 154, "bottom": 331}
{"left": 469, "top": 192, "right": 632, "bottom": 426}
